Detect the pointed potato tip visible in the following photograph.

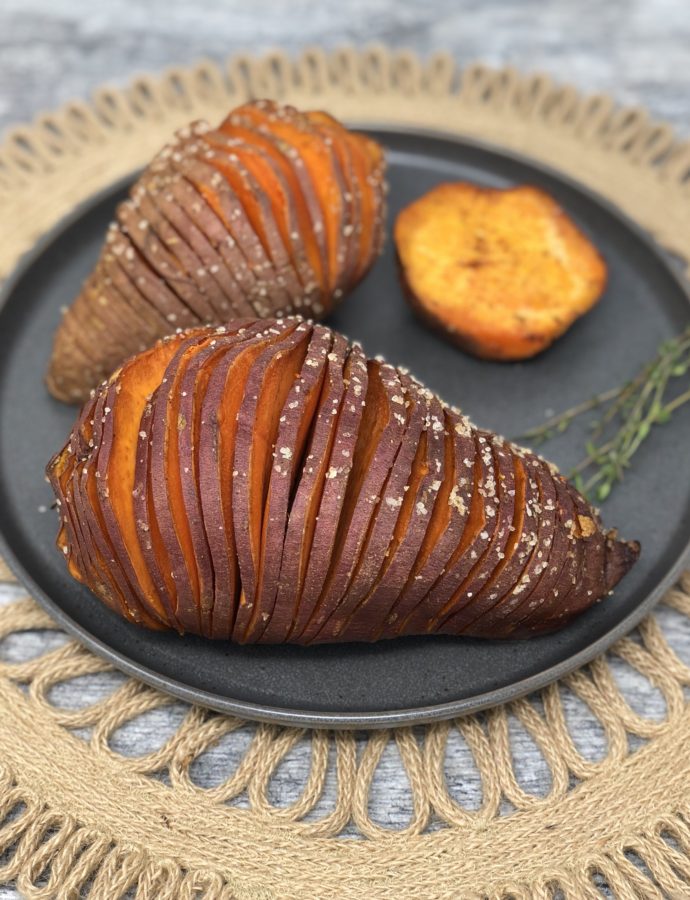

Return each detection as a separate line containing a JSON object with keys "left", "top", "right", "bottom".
{"left": 605, "top": 532, "right": 641, "bottom": 593}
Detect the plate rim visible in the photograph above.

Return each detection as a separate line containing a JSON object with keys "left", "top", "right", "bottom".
{"left": 1, "top": 124, "right": 689, "bottom": 729}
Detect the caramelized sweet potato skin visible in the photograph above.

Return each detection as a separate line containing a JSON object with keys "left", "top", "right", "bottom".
{"left": 395, "top": 183, "right": 607, "bottom": 361}
{"left": 46, "top": 101, "right": 387, "bottom": 404}
{"left": 47, "top": 318, "right": 639, "bottom": 643}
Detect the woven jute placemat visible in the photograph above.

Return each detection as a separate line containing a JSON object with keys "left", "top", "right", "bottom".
{"left": 2, "top": 48, "right": 690, "bottom": 899}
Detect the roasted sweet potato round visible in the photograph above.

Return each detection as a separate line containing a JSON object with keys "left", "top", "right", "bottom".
{"left": 45, "top": 101, "right": 387, "bottom": 404}
{"left": 47, "top": 317, "right": 638, "bottom": 643}
{"left": 395, "top": 182, "right": 607, "bottom": 361}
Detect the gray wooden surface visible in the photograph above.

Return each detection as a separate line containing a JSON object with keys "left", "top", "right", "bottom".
{"left": 1, "top": 1, "right": 689, "bottom": 896}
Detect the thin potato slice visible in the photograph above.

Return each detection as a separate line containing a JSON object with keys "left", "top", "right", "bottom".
{"left": 316, "top": 374, "right": 427, "bottom": 642}
{"left": 244, "top": 325, "right": 333, "bottom": 643}
{"left": 288, "top": 344, "right": 368, "bottom": 641}
{"left": 198, "top": 322, "right": 288, "bottom": 639}
{"left": 262, "top": 333, "right": 350, "bottom": 643}
{"left": 297, "top": 361, "right": 408, "bottom": 645}
{"left": 201, "top": 131, "right": 312, "bottom": 308}
{"left": 344, "top": 390, "right": 444, "bottom": 642}
{"left": 375, "top": 409, "right": 474, "bottom": 640}
{"left": 231, "top": 323, "right": 311, "bottom": 641}
{"left": 149, "top": 333, "right": 216, "bottom": 633}
{"left": 446, "top": 450, "right": 538, "bottom": 634}
{"left": 222, "top": 111, "right": 331, "bottom": 297}
{"left": 80, "top": 388, "right": 159, "bottom": 627}
{"left": 400, "top": 430, "right": 499, "bottom": 635}
{"left": 500, "top": 469, "right": 582, "bottom": 637}
{"left": 175, "top": 322, "right": 260, "bottom": 635}
{"left": 215, "top": 120, "right": 326, "bottom": 296}
{"left": 227, "top": 101, "right": 348, "bottom": 298}
{"left": 117, "top": 197, "right": 218, "bottom": 322}
{"left": 478, "top": 457, "right": 560, "bottom": 636}
{"left": 431, "top": 437, "right": 517, "bottom": 633}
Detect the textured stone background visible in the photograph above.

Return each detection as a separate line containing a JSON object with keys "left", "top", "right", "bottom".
{"left": 1, "top": 0, "right": 689, "bottom": 135}
{"left": 1, "top": 1, "right": 689, "bottom": 896}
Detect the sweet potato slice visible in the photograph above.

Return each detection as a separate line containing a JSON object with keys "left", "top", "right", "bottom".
{"left": 499, "top": 468, "right": 582, "bottom": 636}
{"left": 108, "top": 225, "right": 201, "bottom": 327}
{"left": 343, "top": 390, "right": 445, "bottom": 642}
{"left": 131, "top": 173, "right": 254, "bottom": 324}
{"left": 152, "top": 168, "right": 260, "bottom": 320}
{"left": 68, "top": 403, "right": 132, "bottom": 620}
{"left": 199, "top": 133, "right": 303, "bottom": 310}
{"left": 243, "top": 325, "right": 333, "bottom": 643}
{"left": 48, "top": 271, "right": 139, "bottom": 397}
{"left": 222, "top": 111, "right": 331, "bottom": 298}
{"left": 176, "top": 153, "right": 292, "bottom": 318}
{"left": 49, "top": 399, "right": 108, "bottom": 595}
{"left": 475, "top": 456, "right": 560, "bottom": 635}
{"left": 201, "top": 131, "right": 312, "bottom": 308}
{"left": 117, "top": 197, "right": 218, "bottom": 323}
{"left": 297, "top": 361, "right": 408, "bottom": 645}
{"left": 132, "top": 394, "right": 180, "bottom": 629}
{"left": 489, "top": 466, "right": 595, "bottom": 638}
{"left": 315, "top": 373, "right": 426, "bottom": 642}
{"left": 197, "top": 322, "right": 289, "bottom": 639}
{"left": 527, "top": 482, "right": 639, "bottom": 634}
{"left": 231, "top": 323, "right": 311, "bottom": 641}
{"left": 215, "top": 119, "right": 326, "bottom": 296}
{"left": 288, "top": 345, "right": 369, "bottom": 641}
{"left": 432, "top": 437, "right": 518, "bottom": 634}
{"left": 148, "top": 333, "right": 217, "bottom": 633}
{"left": 307, "top": 115, "right": 360, "bottom": 295}
{"left": 78, "top": 387, "right": 160, "bottom": 627}
{"left": 174, "top": 322, "right": 261, "bottom": 636}
{"left": 376, "top": 410, "right": 474, "bottom": 639}
{"left": 400, "top": 428, "right": 497, "bottom": 636}
{"left": 447, "top": 450, "right": 538, "bottom": 635}
{"left": 68, "top": 265, "right": 149, "bottom": 368}
{"left": 455, "top": 457, "right": 555, "bottom": 637}
{"left": 96, "top": 383, "right": 169, "bottom": 628}
{"left": 227, "top": 101, "right": 348, "bottom": 298}
{"left": 98, "top": 250, "right": 173, "bottom": 338}
{"left": 158, "top": 143, "right": 269, "bottom": 310}
{"left": 308, "top": 110, "right": 386, "bottom": 282}
{"left": 98, "top": 334, "right": 188, "bottom": 625}
{"left": 262, "top": 333, "right": 351, "bottom": 643}
{"left": 345, "top": 130, "right": 387, "bottom": 281}
{"left": 395, "top": 183, "right": 608, "bottom": 360}
{"left": 223, "top": 139, "right": 320, "bottom": 304}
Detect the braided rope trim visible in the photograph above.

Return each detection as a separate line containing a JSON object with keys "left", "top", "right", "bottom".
{"left": 1, "top": 587, "right": 690, "bottom": 898}
{"left": 1, "top": 47, "right": 690, "bottom": 897}
{"left": 1, "top": 47, "right": 690, "bottom": 281}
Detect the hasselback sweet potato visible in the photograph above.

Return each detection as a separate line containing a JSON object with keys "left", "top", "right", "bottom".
{"left": 45, "top": 100, "right": 387, "bottom": 404}
{"left": 47, "top": 318, "right": 639, "bottom": 643}
{"left": 395, "top": 183, "right": 607, "bottom": 361}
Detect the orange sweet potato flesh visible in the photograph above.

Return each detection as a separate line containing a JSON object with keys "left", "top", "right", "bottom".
{"left": 395, "top": 183, "right": 608, "bottom": 361}
{"left": 231, "top": 324, "right": 310, "bottom": 639}
{"left": 203, "top": 324, "right": 287, "bottom": 637}
{"left": 230, "top": 102, "right": 346, "bottom": 296}
{"left": 214, "top": 120, "right": 326, "bottom": 293}
{"left": 307, "top": 109, "right": 386, "bottom": 283}
{"left": 104, "top": 335, "right": 187, "bottom": 620}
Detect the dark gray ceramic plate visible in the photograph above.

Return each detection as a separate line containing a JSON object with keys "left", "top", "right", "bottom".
{"left": 1, "top": 127, "right": 689, "bottom": 729}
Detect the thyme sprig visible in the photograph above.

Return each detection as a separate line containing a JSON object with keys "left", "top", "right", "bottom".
{"left": 517, "top": 328, "right": 690, "bottom": 502}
